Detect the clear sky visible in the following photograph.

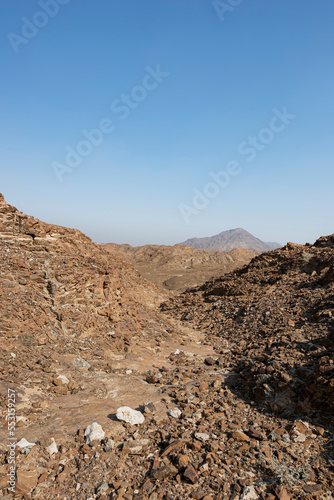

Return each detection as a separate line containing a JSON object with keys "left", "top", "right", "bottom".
{"left": 1, "top": 0, "right": 333, "bottom": 246}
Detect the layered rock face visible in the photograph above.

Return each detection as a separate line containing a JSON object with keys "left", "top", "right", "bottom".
{"left": 162, "top": 236, "right": 334, "bottom": 423}
{"left": 0, "top": 193, "right": 168, "bottom": 347}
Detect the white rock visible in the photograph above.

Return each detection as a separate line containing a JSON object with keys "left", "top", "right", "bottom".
{"left": 282, "top": 434, "right": 290, "bottom": 443}
{"left": 105, "top": 438, "right": 115, "bottom": 451}
{"left": 195, "top": 432, "right": 210, "bottom": 442}
{"left": 16, "top": 416, "right": 28, "bottom": 423}
{"left": 239, "top": 486, "right": 259, "bottom": 500}
{"left": 292, "top": 431, "right": 306, "bottom": 443}
{"left": 72, "top": 357, "right": 90, "bottom": 368}
{"left": 56, "top": 375, "right": 69, "bottom": 385}
{"left": 16, "top": 438, "right": 36, "bottom": 449}
{"left": 46, "top": 437, "right": 58, "bottom": 456}
{"left": 116, "top": 406, "right": 145, "bottom": 425}
{"left": 169, "top": 408, "right": 182, "bottom": 418}
{"left": 173, "top": 349, "right": 180, "bottom": 355}
{"left": 84, "top": 422, "right": 105, "bottom": 445}
{"left": 125, "top": 369, "right": 133, "bottom": 375}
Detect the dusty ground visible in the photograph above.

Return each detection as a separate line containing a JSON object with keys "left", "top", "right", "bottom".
{"left": 0, "top": 322, "right": 215, "bottom": 446}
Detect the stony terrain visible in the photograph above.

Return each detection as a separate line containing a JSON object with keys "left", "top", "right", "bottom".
{"left": 161, "top": 236, "right": 334, "bottom": 425}
{"left": 182, "top": 229, "right": 281, "bottom": 254}
{"left": 102, "top": 243, "right": 255, "bottom": 292}
{"left": 0, "top": 194, "right": 333, "bottom": 499}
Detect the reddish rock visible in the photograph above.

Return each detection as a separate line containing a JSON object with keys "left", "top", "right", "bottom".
{"left": 161, "top": 439, "right": 184, "bottom": 457}
{"left": 183, "top": 464, "right": 198, "bottom": 484}
{"left": 146, "top": 374, "right": 159, "bottom": 384}
{"left": 204, "top": 357, "right": 216, "bottom": 366}
{"left": 141, "top": 479, "right": 154, "bottom": 493}
{"left": 198, "top": 381, "right": 209, "bottom": 392}
{"left": 303, "top": 484, "right": 323, "bottom": 494}
{"left": 232, "top": 430, "right": 250, "bottom": 442}
{"left": 16, "top": 470, "right": 38, "bottom": 494}
{"left": 274, "top": 485, "right": 290, "bottom": 500}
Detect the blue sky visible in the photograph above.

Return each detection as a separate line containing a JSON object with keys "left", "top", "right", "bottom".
{"left": 1, "top": 0, "right": 333, "bottom": 246}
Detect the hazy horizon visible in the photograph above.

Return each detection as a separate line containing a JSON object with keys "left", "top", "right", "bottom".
{"left": 1, "top": 1, "right": 333, "bottom": 246}
{"left": 1, "top": 191, "right": 330, "bottom": 249}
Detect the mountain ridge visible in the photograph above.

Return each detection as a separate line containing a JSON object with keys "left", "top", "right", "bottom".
{"left": 181, "top": 227, "right": 281, "bottom": 253}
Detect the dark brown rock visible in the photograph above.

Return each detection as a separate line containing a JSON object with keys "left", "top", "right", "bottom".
{"left": 303, "top": 484, "right": 323, "bottom": 494}
{"left": 161, "top": 439, "right": 184, "bottom": 457}
{"left": 204, "top": 357, "right": 216, "bottom": 366}
{"left": 183, "top": 464, "right": 198, "bottom": 484}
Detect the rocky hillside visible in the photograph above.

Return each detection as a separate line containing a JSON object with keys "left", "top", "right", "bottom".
{"left": 102, "top": 243, "right": 255, "bottom": 291}
{"left": 0, "top": 193, "right": 170, "bottom": 346}
{"left": 0, "top": 194, "right": 333, "bottom": 499}
{"left": 182, "top": 228, "right": 281, "bottom": 253}
{"left": 162, "top": 236, "right": 334, "bottom": 424}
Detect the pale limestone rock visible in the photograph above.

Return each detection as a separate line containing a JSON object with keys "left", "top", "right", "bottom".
{"left": 16, "top": 438, "right": 36, "bottom": 449}
{"left": 240, "top": 486, "right": 259, "bottom": 500}
{"left": 195, "top": 432, "right": 210, "bottom": 442}
{"left": 105, "top": 438, "right": 115, "bottom": 451}
{"left": 84, "top": 422, "right": 105, "bottom": 445}
{"left": 116, "top": 406, "right": 145, "bottom": 425}
{"left": 46, "top": 437, "right": 58, "bottom": 456}
{"left": 56, "top": 375, "right": 69, "bottom": 385}
{"left": 169, "top": 408, "right": 182, "bottom": 418}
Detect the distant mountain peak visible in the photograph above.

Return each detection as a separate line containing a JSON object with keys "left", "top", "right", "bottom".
{"left": 181, "top": 228, "right": 281, "bottom": 253}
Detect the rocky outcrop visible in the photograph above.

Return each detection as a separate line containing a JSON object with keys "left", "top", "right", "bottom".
{"left": 0, "top": 193, "right": 169, "bottom": 347}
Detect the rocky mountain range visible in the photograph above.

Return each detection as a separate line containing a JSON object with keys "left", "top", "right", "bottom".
{"left": 102, "top": 243, "right": 255, "bottom": 292}
{"left": 181, "top": 228, "right": 281, "bottom": 253}
{"left": 0, "top": 193, "right": 333, "bottom": 499}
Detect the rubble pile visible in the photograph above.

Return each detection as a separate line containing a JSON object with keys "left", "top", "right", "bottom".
{"left": 1, "top": 360, "right": 333, "bottom": 499}
{"left": 161, "top": 237, "right": 334, "bottom": 424}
